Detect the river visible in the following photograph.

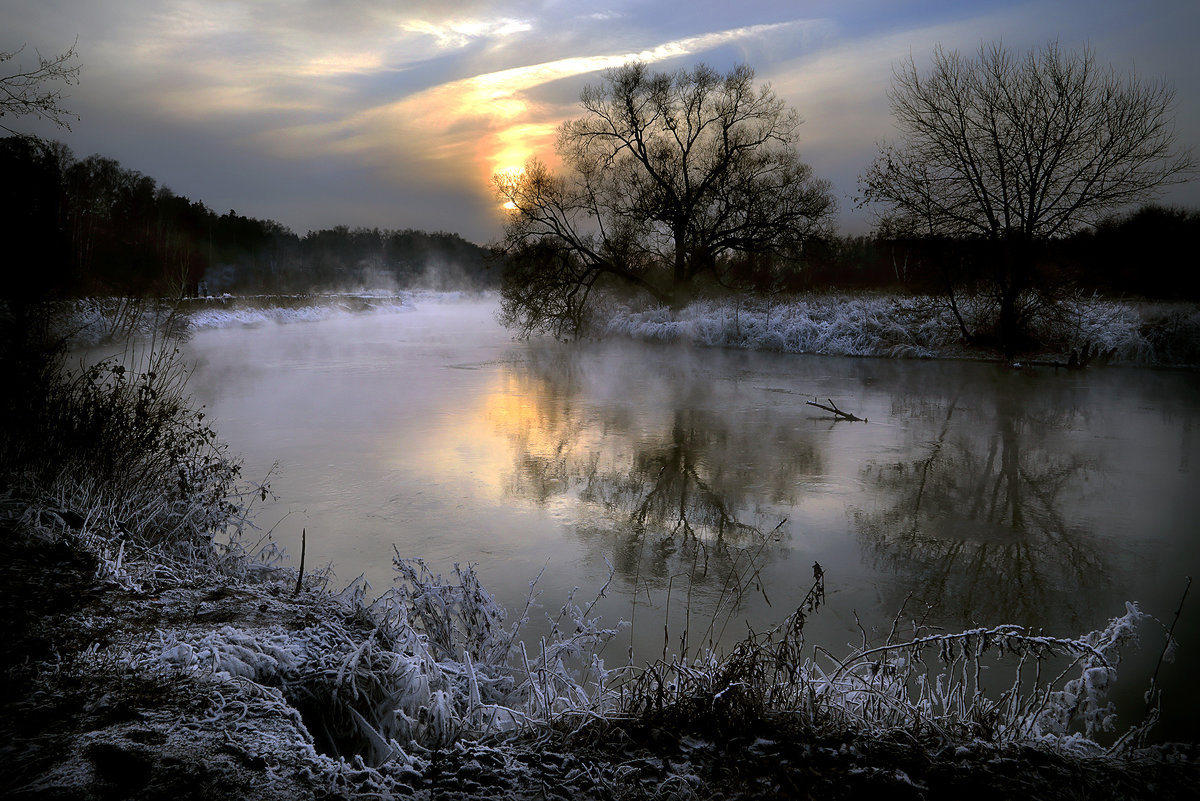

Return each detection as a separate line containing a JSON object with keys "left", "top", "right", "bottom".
{"left": 182, "top": 294, "right": 1200, "bottom": 741}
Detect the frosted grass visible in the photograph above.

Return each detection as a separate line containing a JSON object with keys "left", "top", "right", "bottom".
{"left": 54, "top": 290, "right": 1199, "bottom": 366}
{"left": 593, "top": 295, "right": 958, "bottom": 357}
{"left": 591, "top": 294, "right": 1193, "bottom": 366}
{"left": 129, "top": 539, "right": 1166, "bottom": 769}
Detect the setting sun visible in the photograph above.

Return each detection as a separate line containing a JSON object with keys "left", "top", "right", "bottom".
{"left": 486, "top": 123, "right": 554, "bottom": 192}
{"left": 494, "top": 164, "right": 526, "bottom": 211}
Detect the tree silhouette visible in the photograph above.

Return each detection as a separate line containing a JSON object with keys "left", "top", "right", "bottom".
{"left": 495, "top": 62, "right": 834, "bottom": 337}
{"left": 860, "top": 42, "right": 1194, "bottom": 354}
{"left": 0, "top": 39, "right": 80, "bottom": 135}
{"left": 853, "top": 386, "right": 1108, "bottom": 629}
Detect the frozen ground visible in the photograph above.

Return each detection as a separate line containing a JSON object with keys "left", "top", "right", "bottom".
{"left": 3, "top": 499, "right": 1197, "bottom": 800}
{"left": 5, "top": 290, "right": 1199, "bottom": 798}
{"left": 591, "top": 294, "right": 1200, "bottom": 367}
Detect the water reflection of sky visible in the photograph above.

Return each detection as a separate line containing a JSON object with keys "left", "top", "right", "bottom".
{"left": 185, "top": 302, "right": 1200, "bottom": 740}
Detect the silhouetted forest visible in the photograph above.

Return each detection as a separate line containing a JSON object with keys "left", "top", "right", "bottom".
{"left": 1, "top": 136, "right": 499, "bottom": 305}
{"left": 3, "top": 135, "right": 1197, "bottom": 305}
{"left": 748, "top": 205, "right": 1200, "bottom": 301}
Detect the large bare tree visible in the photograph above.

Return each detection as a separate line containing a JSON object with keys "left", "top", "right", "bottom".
{"left": 495, "top": 62, "right": 834, "bottom": 337}
{"left": 860, "top": 42, "right": 1193, "bottom": 352}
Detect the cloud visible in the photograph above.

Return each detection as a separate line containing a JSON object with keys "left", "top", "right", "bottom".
{"left": 399, "top": 17, "right": 534, "bottom": 53}
{"left": 4, "top": 0, "right": 1194, "bottom": 242}
{"left": 763, "top": 7, "right": 1103, "bottom": 230}
{"left": 256, "top": 18, "right": 830, "bottom": 223}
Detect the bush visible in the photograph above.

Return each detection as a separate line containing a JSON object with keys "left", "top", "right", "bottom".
{"left": 0, "top": 309, "right": 246, "bottom": 552}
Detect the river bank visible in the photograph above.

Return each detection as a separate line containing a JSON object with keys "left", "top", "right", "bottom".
{"left": 3, "top": 298, "right": 1199, "bottom": 798}
{"left": 43, "top": 290, "right": 1200, "bottom": 369}
{"left": 590, "top": 293, "right": 1200, "bottom": 368}
{"left": 4, "top": 505, "right": 1199, "bottom": 800}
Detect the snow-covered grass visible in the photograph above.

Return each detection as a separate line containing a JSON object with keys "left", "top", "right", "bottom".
{"left": 46, "top": 288, "right": 1200, "bottom": 367}
{"left": 111, "top": 536, "right": 1166, "bottom": 773}
{"left": 2, "top": 297, "right": 1189, "bottom": 797}
{"left": 594, "top": 571, "right": 1167, "bottom": 759}
{"left": 136, "top": 554, "right": 624, "bottom": 766}
{"left": 590, "top": 292, "right": 1200, "bottom": 366}
{"left": 595, "top": 294, "right": 953, "bottom": 358}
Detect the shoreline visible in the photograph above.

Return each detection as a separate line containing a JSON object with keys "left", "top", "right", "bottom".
{"left": 4, "top": 295, "right": 1200, "bottom": 798}
{"left": 50, "top": 290, "right": 1200, "bottom": 370}
{"left": 4, "top": 503, "right": 1199, "bottom": 799}
{"left": 589, "top": 294, "right": 1200, "bottom": 370}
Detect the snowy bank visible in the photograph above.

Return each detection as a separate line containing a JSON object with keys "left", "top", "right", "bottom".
{"left": 55, "top": 290, "right": 497, "bottom": 347}
{"left": 591, "top": 294, "right": 1200, "bottom": 367}
{"left": 4, "top": 493, "right": 1195, "bottom": 799}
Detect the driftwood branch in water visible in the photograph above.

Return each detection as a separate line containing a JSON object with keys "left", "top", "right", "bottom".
{"left": 806, "top": 398, "right": 867, "bottom": 422}
{"left": 294, "top": 528, "right": 306, "bottom": 595}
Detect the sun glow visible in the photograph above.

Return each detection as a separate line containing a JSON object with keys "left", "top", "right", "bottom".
{"left": 495, "top": 165, "right": 526, "bottom": 211}
{"left": 488, "top": 124, "right": 553, "bottom": 183}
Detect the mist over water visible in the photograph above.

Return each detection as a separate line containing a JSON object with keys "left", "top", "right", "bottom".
{"left": 182, "top": 294, "right": 1200, "bottom": 740}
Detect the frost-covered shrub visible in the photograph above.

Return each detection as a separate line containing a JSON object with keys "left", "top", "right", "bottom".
{"left": 616, "top": 580, "right": 1163, "bottom": 757}
{"left": 595, "top": 294, "right": 966, "bottom": 358}
{"left": 145, "top": 556, "right": 625, "bottom": 766}
{"left": 0, "top": 313, "right": 248, "bottom": 553}
{"left": 591, "top": 292, "right": 1199, "bottom": 365}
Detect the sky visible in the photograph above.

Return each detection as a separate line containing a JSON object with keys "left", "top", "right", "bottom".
{"left": 4, "top": 0, "right": 1198, "bottom": 244}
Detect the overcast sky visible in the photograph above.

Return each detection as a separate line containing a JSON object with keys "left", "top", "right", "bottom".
{"left": 5, "top": 0, "right": 1197, "bottom": 243}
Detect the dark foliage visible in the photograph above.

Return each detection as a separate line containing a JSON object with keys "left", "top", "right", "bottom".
{"left": 1066, "top": 205, "right": 1200, "bottom": 299}
{"left": 0, "top": 136, "right": 498, "bottom": 304}
{"left": 0, "top": 313, "right": 243, "bottom": 547}
{"left": 0, "top": 137, "right": 73, "bottom": 302}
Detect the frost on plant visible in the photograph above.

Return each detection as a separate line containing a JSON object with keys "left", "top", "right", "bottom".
{"left": 590, "top": 293, "right": 1191, "bottom": 365}
{"left": 604, "top": 583, "right": 1163, "bottom": 758}
{"left": 144, "top": 552, "right": 626, "bottom": 769}
{"left": 136, "top": 537, "right": 1167, "bottom": 777}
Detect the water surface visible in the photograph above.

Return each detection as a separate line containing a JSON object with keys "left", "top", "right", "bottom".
{"left": 184, "top": 296, "right": 1200, "bottom": 739}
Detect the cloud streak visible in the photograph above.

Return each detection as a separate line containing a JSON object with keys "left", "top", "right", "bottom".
{"left": 249, "top": 18, "right": 828, "bottom": 232}
{"left": 4, "top": 1, "right": 1195, "bottom": 241}
{"left": 320, "top": 21, "right": 822, "bottom": 159}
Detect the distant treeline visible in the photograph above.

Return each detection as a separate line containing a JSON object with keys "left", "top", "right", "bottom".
{"left": 746, "top": 205, "right": 1200, "bottom": 301}
{"left": 3, "top": 135, "right": 1197, "bottom": 304}
{"left": 1, "top": 136, "right": 499, "bottom": 303}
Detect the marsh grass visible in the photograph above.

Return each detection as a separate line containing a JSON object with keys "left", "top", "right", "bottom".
{"left": 595, "top": 291, "right": 1200, "bottom": 366}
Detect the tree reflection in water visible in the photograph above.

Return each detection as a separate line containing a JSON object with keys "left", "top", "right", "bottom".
{"left": 484, "top": 344, "right": 824, "bottom": 651}
{"left": 854, "top": 379, "right": 1108, "bottom": 631}
{"left": 484, "top": 343, "right": 1176, "bottom": 652}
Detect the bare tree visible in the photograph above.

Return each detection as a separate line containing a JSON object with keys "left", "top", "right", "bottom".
{"left": 495, "top": 62, "right": 834, "bottom": 337}
{"left": 1, "top": 39, "right": 81, "bottom": 136}
{"left": 860, "top": 41, "right": 1193, "bottom": 353}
